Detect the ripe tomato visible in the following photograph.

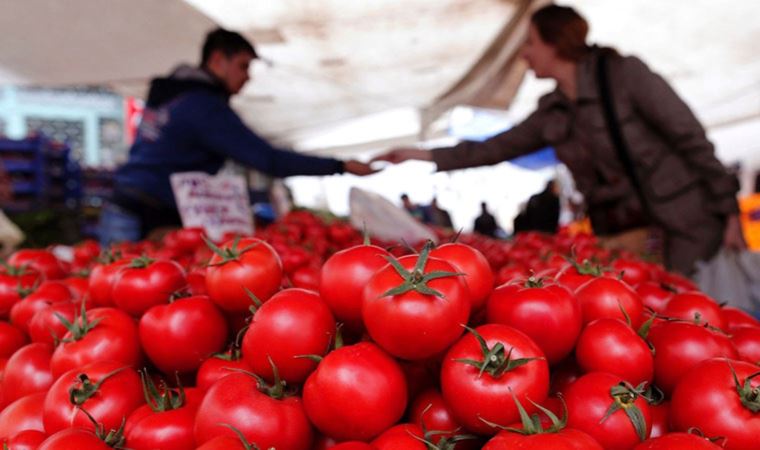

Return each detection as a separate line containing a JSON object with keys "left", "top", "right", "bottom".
{"left": 319, "top": 243, "right": 391, "bottom": 331}
{"left": 139, "top": 295, "right": 228, "bottom": 374}
{"left": 440, "top": 324, "right": 549, "bottom": 435}
{"left": 486, "top": 280, "right": 581, "bottom": 365}
{"left": 611, "top": 258, "right": 652, "bottom": 286}
{"left": 50, "top": 307, "right": 142, "bottom": 379}
{"left": 648, "top": 401, "right": 670, "bottom": 439}
{"left": 205, "top": 238, "right": 283, "bottom": 313}
{"left": 362, "top": 248, "right": 470, "bottom": 360}
{"left": 9, "top": 281, "right": 73, "bottom": 334}
{"left": 111, "top": 257, "right": 187, "bottom": 317}
{"left": 9, "top": 249, "right": 65, "bottom": 280}
{"left": 730, "top": 326, "right": 760, "bottom": 364}
{"left": 635, "top": 282, "right": 673, "bottom": 314}
{"left": 722, "top": 306, "right": 760, "bottom": 332}
{"left": 647, "top": 321, "right": 738, "bottom": 395}
{"left": 575, "top": 277, "right": 644, "bottom": 328}
{"left": 195, "top": 349, "right": 252, "bottom": 391}
{"left": 0, "top": 343, "right": 53, "bottom": 407}
{"left": 554, "top": 260, "right": 607, "bottom": 292}
{"left": 124, "top": 384, "right": 204, "bottom": 450}
{"left": 28, "top": 302, "right": 78, "bottom": 346}
{"left": 662, "top": 292, "right": 725, "bottom": 330}
{"left": 0, "top": 267, "right": 41, "bottom": 319}
{"left": 483, "top": 428, "right": 603, "bottom": 450}
{"left": 194, "top": 372, "right": 312, "bottom": 450}
{"left": 0, "top": 392, "right": 46, "bottom": 440}
{"left": 409, "top": 388, "right": 481, "bottom": 450}
{"left": 37, "top": 428, "right": 116, "bottom": 450}
{"left": 0, "top": 321, "right": 27, "bottom": 359}
{"left": 195, "top": 435, "right": 250, "bottom": 450}
{"left": 1, "top": 429, "right": 47, "bottom": 450}
{"left": 634, "top": 432, "right": 724, "bottom": 449}
{"left": 88, "top": 257, "right": 133, "bottom": 307}
{"left": 430, "top": 243, "right": 494, "bottom": 311}
{"left": 303, "top": 342, "right": 407, "bottom": 441}
{"left": 43, "top": 361, "right": 143, "bottom": 435}
{"left": 565, "top": 372, "right": 652, "bottom": 450}
{"left": 670, "top": 358, "right": 760, "bottom": 450}
{"left": 371, "top": 423, "right": 425, "bottom": 449}
{"left": 242, "top": 288, "right": 335, "bottom": 384}
{"left": 575, "top": 318, "right": 654, "bottom": 385}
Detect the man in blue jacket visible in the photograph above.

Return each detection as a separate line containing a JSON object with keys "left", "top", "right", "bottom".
{"left": 100, "top": 28, "right": 373, "bottom": 244}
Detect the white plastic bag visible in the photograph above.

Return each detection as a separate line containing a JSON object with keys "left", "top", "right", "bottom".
{"left": 348, "top": 187, "right": 436, "bottom": 244}
{"left": 695, "top": 249, "right": 760, "bottom": 313}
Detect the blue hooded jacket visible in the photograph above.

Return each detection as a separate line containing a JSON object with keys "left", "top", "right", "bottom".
{"left": 114, "top": 65, "right": 344, "bottom": 209}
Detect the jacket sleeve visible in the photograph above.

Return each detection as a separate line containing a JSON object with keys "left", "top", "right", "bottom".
{"left": 431, "top": 109, "right": 548, "bottom": 171}
{"left": 195, "top": 96, "right": 344, "bottom": 177}
{"left": 624, "top": 56, "right": 739, "bottom": 215}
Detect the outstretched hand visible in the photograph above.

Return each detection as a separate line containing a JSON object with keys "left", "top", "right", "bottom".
{"left": 371, "top": 147, "right": 432, "bottom": 165}
{"left": 343, "top": 160, "right": 377, "bottom": 176}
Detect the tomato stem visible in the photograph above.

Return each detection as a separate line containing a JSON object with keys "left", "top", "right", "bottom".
{"left": 455, "top": 325, "right": 541, "bottom": 378}
{"left": 380, "top": 241, "right": 462, "bottom": 299}
{"left": 69, "top": 367, "right": 128, "bottom": 406}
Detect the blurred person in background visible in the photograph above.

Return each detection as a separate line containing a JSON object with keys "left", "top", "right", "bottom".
{"left": 474, "top": 201, "right": 499, "bottom": 237}
{"left": 374, "top": 4, "right": 743, "bottom": 275}
{"left": 428, "top": 197, "right": 454, "bottom": 228}
{"left": 100, "top": 28, "right": 373, "bottom": 245}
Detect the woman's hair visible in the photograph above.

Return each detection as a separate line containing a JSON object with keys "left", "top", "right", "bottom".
{"left": 531, "top": 4, "right": 590, "bottom": 61}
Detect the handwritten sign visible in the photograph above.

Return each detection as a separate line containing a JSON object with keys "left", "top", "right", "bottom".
{"left": 170, "top": 172, "right": 254, "bottom": 241}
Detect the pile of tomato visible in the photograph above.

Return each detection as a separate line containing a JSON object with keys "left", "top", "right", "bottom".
{"left": 0, "top": 210, "right": 758, "bottom": 450}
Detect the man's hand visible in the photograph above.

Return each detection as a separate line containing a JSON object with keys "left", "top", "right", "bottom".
{"left": 723, "top": 214, "right": 746, "bottom": 251}
{"left": 371, "top": 147, "right": 432, "bottom": 165}
{"left": 343, "top": 160, "right": 377, "bottom": 176}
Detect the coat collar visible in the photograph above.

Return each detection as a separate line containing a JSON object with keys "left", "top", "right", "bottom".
{"left": 538, "top": 46, "right": 607, "bottom": 110}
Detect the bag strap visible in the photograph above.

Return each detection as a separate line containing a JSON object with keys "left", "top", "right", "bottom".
{"left": 596, "top": 52, "right": 651, "bottom": 216}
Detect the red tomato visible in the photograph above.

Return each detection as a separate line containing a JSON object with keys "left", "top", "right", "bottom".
{"left": 362, "top": 250, "right": 470, "bottom": 360}
{"left": 371, "top": 423, "right": 425, "bottom": 449}
{"left": 205, "top": 238, "right": 283, "bottom": 313}
{"left": 575, "top": 318, "right": 654, "bottom": 385}
{"left": 611, "top": 258, "right": 652, "bottom": 286}
{"left": 483, "top": 428, "right": 603, "bottom": 450}
{"left": 173, "top": 227, "right": 206, "bottom": 254}
{"left": 0, "top": 392, "right": 46, "bottom": 439}
{"left": 575, "top": 277, "right": 644, "bottom": 328}
{"left": 9, "top": 249, "right": 65, "bottom": 280}
{"left": 195, "top": 350, "right": 252, "bottom": 391}
{"left": 2, "top": 429, "right": 47, "bottom": 450}
{"left": 319, "top": 244, "right": 391, "bottom": 331}
{"left": 49, "top": 307, "right": 142, "bottom": 379}
{"left": 554, "top": 261, "right": 607, "bottom": 292}
{"left": 0, "top": 268, "right": 41, "bottom": 319}
{"left": 242, "top": 288, "right": 335, "bottom": 384}
{"left": 430, "top": 243, "right": 494, "bottom": 311}
{"left": 193, "top": 372, "right": 313, "bottom": 450}
{"left": 647, "top": 321, "right": 738, "bottom": 395}
{"left": 670, "top": 358, "right": 760, "bottom": 450}
{"left": 124, "top": 385, "right": 204, "bottom": 450}
{"left": 662, "top": 292, "right": 725, "bottom": 330}
{"left": 303, "top": 342, "right": 407, "bottom": 441}
{"left": 186, "top": 266, "right": 207, "bottom": 296}
{"left": 72, "top": 239, "right": 100, "bottom": 268}
{"left": 0, "top": 321, "right": 28, "bottom": 359}
{"left": 330, "top": 443, "right": 375, "bottom": 450}
{"left": 722, "top": 306, "right": 760, "bottom": 332}
{"left": 28, "top": 302, "right": 78, "bottom": 346}
{"left": 10, "top": 281, "right": 73, "bottom": 334}
{"left": 648, "top": 402, "right": 670, "bottom": 439}
{"left": 635, "top": 282, "right": 673, "bottom": 314}
{"left": 565, "top": 372, "right": 652, "bottom": 450}
{"left": 111, "top": 257, "right": 187, "bottom": 317}
{"left": 440, "top": 324, "right": 549, "bottom": 435}
{"left": 0, "top": 343, "right": 53, "bottom": 407}
{"left": 61, "top": 276, "right": 88, "bottom": 301}
{"left": 195, "top": 435, "right": 248, "bottom": 450}
{"left": 43, "top": 361, "right": 143, "bottom": 435}
{"left": 486, "top": 281, "right": 581, "bottom": 365}
{"left": 88, "top": 257, "right": 132, "bottom": 307}
{"left": 634, "top": 432, "right": 724, "bottom": 450}
{"left": 730, "top": 326, "right": 760, "bottom": 364}
{"left": 37, "top": 428, "right": 115, "bottom": 450}
{"left": 409, "top": 388, "right": 480, "bottom": 449}
{"left": 139, "top": 295, "right": 228, "bottom": 374}
{"left": 290, "top": 264, "right": 321, "bottom": 291}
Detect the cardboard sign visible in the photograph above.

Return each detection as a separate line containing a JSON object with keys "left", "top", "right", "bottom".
{"left": 170, "top": 171, "right": 254, "bottom": 241}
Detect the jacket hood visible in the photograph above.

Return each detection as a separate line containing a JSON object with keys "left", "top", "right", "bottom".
{"left": 145, "top": 64, "right": 229, "bottom": 108}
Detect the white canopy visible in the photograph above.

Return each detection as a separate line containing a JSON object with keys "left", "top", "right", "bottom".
{"left": 1, "top": 0, "right": 759, "bottom": 179}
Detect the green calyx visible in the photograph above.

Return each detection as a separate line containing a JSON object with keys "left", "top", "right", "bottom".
{"left": 380, "top": 241, "right": 462, "bottom": 299}
{"left": 69, "top": 367, "right": 128, "bottom": 407}
{"left": 455, "top": 325, "right": 541, "bottom": 379}
{"left": 128, "top": 255, "right": 155, "bottom": 269}
{"left": 78, "top": 407, "right": 127, "bottom": 449}
{"left": 600, "top": 381, "right": 650, "bottom": 442}
{"left": 730, "top": 365, "right": 760, "bottom": 413}
{"left": 56, "top": 302, "right": 102, "bottom": 343}
{"left": 140, "top": 370, "right": 187, "bottom": 413}
{"left": 204, "top": 236, "right": 258, "bottom": 266}
{"left": 480, "top": 392, "right": 568, "bottom": 435}
{"left": 230, "top": 356, "right": 289, "bottom": 400}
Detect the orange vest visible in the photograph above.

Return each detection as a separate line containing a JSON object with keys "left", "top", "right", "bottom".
{"left": 739, "top": 193, "right": 760, "bottom": 250}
